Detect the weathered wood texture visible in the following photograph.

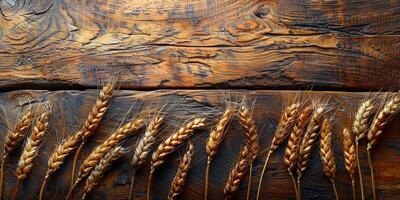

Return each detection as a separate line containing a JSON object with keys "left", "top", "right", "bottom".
{"left": 0, "top": 90, "right": 399, "bottom": 200}
{"left": 0, "top": 0, "right": 400, "bottom": 91}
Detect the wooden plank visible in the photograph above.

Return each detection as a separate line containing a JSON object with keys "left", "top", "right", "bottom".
{"left": 0, "top": 0, "right": 399, "bottom": 90}
{"left": 0, "top": 89, "right": 399, "bottom": 200}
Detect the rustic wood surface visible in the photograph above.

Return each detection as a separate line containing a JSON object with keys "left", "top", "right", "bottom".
{"left": 0, "top": 0, "right": 400, "bottom": 91}
{"left": 0, "top": 90, "right": 398, "bottom": 200}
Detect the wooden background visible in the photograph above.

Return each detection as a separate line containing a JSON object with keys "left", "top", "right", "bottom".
{"left": 0, "top": 0, "right": 399, "bottom": 200}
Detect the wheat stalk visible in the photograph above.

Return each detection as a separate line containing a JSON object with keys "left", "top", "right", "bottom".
{"left": 352, "top": 99, "right": 374, "bottom": 200}
{"left": 12, "top": 109, "right": 50, "bottom": 200}
{"left": 257, "top": 103, "right": 300, "bottom": 200}
{"left": 128, "top": 116, "right": 163, "bottom": 200}
{"left": 75, "top": 118, "right": 144, "bottom": 185}
{"left": 238, "top": 103, "right": 260, "bottom": 200}
{"left": 204, "top": 108, "right": 234, "bottom": 200}
{"left": 296, "top": 106, "right": 324, "bottom": 200}
{"left": 1, "top": 108, "right": 35, "bottom": 200}
{"left": 39, "top": 131, "right": 83, "bottom": 200}
{"left": 319, "top": 119, "right": 338, "bottom": 200}
{"left": 223, "top": 145, "right": 251, "bottom": 200}
{"left": 82, "top": 146, "right": 126, "bottom": 200}
{"left": 147, "top": 117, "right": 205, "bottom": 200}
{"left": 367, "top": 94, "right": 400, "bottom": 200}
{"left": 283, "top": 105, "right": 312, "bottom": 200}
{"left": 168, "top": 143, "right": 194, "bottom": 200}
{"left": 71, "top": 80, "right": 116, "bottom": 186}
{"left": 342, "top": 128, "right": 356, "bottom": 200}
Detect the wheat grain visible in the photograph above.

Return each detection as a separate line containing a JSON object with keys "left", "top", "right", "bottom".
{"left": 297, "top": 106, "right": 324, "bottom": 179}
{"left": 168, "top": 143, "right": 194, "bottom": 200}
{"left": 206, "top": 108, "right": 235, "bottom": 163}
{"left": 367, "top": 94, "right": 400, "bottom": 150}
{"left": 15, "top": 109, "right": 50, "bottom": 182}
{"left": 342, "top": 128, "right": 356, "bottom": 179}
{"left": 3, "top": 109, "right": 35, "bottom": 159}
{"left": 75, "top": 118, "right": 144, "bottom": 184}
{"left": 353, "top": 100, "right": 374, "bottom": 141}
{"left": 150, "top": 118, "right": 206, "bottom": 172}
{"left": 320, "top": 119, "right": 335, "bottom": 179}
{"left": 82, "top": 146, "right": 125, "bottom": 200}
{"left": 223, "top": 145, "right": 251, "bottom": 200}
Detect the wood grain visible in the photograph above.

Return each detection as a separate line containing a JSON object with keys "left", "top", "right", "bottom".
{"left": 0, "top": 0, "right": 399, "bottom": 91}
{"left": 0, "top": 89, "right": 399, "bottom": 200}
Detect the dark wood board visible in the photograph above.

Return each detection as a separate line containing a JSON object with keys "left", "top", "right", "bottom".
{"left": 0, "top": 89, "right": 398, "bottom": 200}
{"left": 0, "top": 0, "right": 400, "bottom": 91}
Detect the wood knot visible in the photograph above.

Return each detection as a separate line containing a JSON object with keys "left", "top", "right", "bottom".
{"left": 254, "top": 5, "right": 270, "bottom": 19}
{"left": 236, "top": 19, "right": 259, "bottom": 32}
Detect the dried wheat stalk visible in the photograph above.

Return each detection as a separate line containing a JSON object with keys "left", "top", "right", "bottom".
{"left": 82, "top": 146, "right": 126, "bottom": 200}
{"left": 283, "top": 106, "right": 312, "bottom": 200}
{"left": 257, "top": 102, "right": 300, "bottom": 200}
{"left": 75, "top": 118, "right": 144, "bottom": 184}
{"left": 71, "top": 80, "right": 116, "bottom": 186}
{"left": 342, "top": 128, "right": 356, "bottom": 200}
{"left": 3, "top": 109, "right": 35, "bottom": 159}
{"left": 128, "top": 116, "right": 163, "bottom": 200}
{"left": 238, "top": 103, "right": 260, "bottom": 200}
{"left": 12, "top": 109, "right": 50, "bottom": 200}
{"left": 352, "top": 99, "right": 374, "bottom": 200}
{"left": 223, "top": 145, "right": 251, "bottom": 200}
{"left": 147, "top": 117, "right": 205, "bottom": 200}
{"left": 204, "top": 108, "right": 234, "bottom": 200}
{"left": 168, "top": 143, "right": 194, "bottom": 200}
{"left": 150, "top": 117, "right": 206, "bottom": 172}
{"left": 319, "top": 119, "right": 338, "bottom": 200}
{"left": 296, "top": 106, "right": 324, "bottom": 178}
{"left": 367, "top": 94, "right": 400, "bottom": 200}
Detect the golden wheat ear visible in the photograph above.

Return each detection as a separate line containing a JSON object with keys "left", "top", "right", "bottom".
{"left": 168, "top": 142, "right": 194, "bottom": 200}
{"left": 342, "top": 128, "right": 356, "bottom": 200}
{"left": 257, "top": 102, "right": 300, "bottom": 200}
{"left": 82, "top": 146, "right": 126, "bottom": 200}
{"left": 13, "top": 107, "right": 50, "bottom": 200}
{"left": 366, "top": 93, "right": 400, "bottom": 200}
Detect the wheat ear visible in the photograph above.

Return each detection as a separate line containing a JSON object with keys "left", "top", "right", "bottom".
{"left": 342, "top": 128, "right": 356, "bottom": 200}
{"left": 224, "top": 145, "right": 251, "bottom": 200}
{"left": 204, "top": 108, "right": 234, "bottom": 200}
{"left": 319, "top": 119, "right": 338, "bottom": 200}
{"left": 256, "top": 103, "right": 300, "bottom": 200}
{"left": 168, "top": 142, "right": 194, "bottom": 200}
{"left": 238, "top": 103, "right": 260, "bottom": 200}
{"left": 75, "top": 118, "right": 144, "bottom": 185}
{"left": 1, "top": 108, "right": 35, "bottom": 200}
{"left": 12, "top": 109, "right": 49, "bottom": 200}
{"left": 39, "top": 131, "right": 83, "bottom": 200}
{"left": 296, "top": 106, "right": 324, "bottom": 200}
{"left": 367, "top": 94, "right": 400, "bottom": 200}
{"left": 129, "top": 116, "right": 163, "bottom": 200}
{"left": 283, "top": 106, "right": 312, "bottom": 200}
{"left": 352, "top": 99, "right": 374, "bottom": 200}
{"left": 147, "top": 117, "right": 206, "bottom": 200}
{"left": 82, "top": 146, "right": 126, "bottom": 200}
{"left": 71, "top": 80, "right": 115, "bottom": 187}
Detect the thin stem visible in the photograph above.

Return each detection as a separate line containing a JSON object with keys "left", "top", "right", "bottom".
{"left": 297, "top": 177, "right": 301, "bottom": 200}
{"left": 355, "top": 142, "right": 365, "bottom": 200}
{"left": 147, "top": 171, "right": 153, "bottom": 200}
{"left": 367, "top": 149, "right": 376, "bottom": 200}
{"left": 246, "top": 162, "right": 253, "bottom": 200}
{"left": 128, "top": 172, "right": 136, "bottom": 200}
{"left": 71, "top": 142, "right": 84, "bottom": 188}
{"left": 66, "top": 182, "right": 78, "bottom": 200}
{"left": 204, "top": 160, "right": 210, "bottom": 200}
{"left": 39, "top": 176, "right": 49, "bottom": 200}
{"left": 288, "top": 170, "right": 298, "bottom": 200}
{"left": 11, "top": 183, "right": 20, "bottom": 200}
{"left": 255, "top": 150, "right": 272, "bottom": 200}
{"left": 351, "top": 179, "right": 356, "bottom": 200}
{"left": 331, "top": 179, "right": 339, "bottom": 200}
{"left": 0, "top": 157, "right": 5, "bottom": 200}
